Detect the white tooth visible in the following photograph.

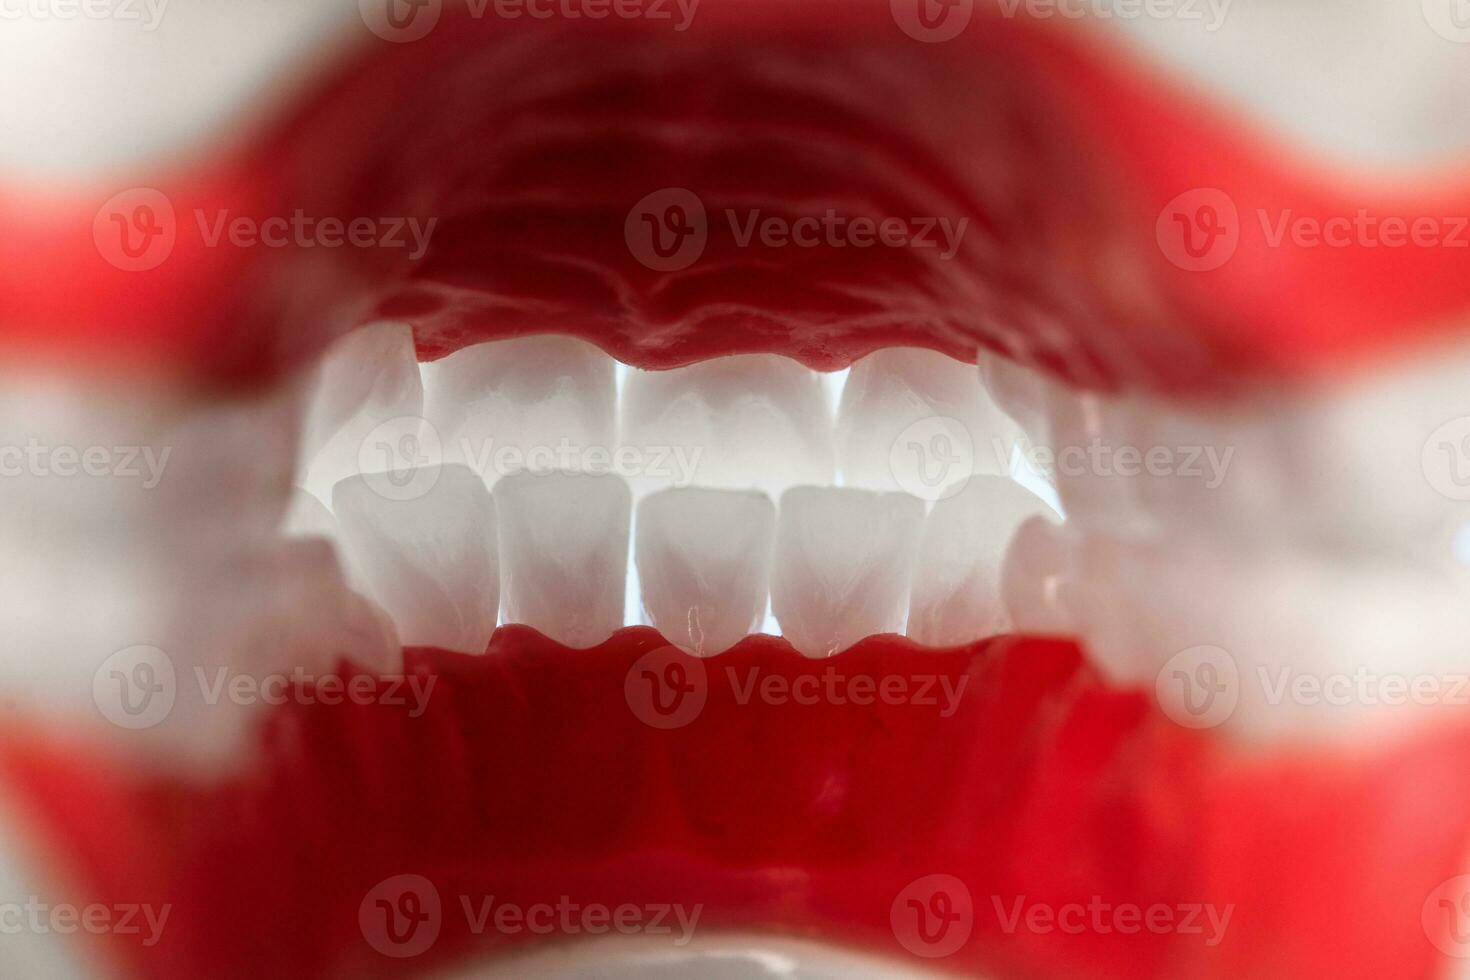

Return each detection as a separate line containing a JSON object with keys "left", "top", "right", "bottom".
{"left": 1074, "top": 534, "right": 1470, "bottom": 740}
{"left": 332, "top": 465, "right": 499, "bottom": 655}
{"left": 635, "top": 487, "right": 776, "bottom": 656}
{"left": 0, "top": 368, "right": 397, "bottom": 773}
{"left": 1126, "top": 392, "right": 1280, "bottom": 540}
{"left": 1123, "top": 347, "right": 1470, "bottom": 560}
{"left": 283, "top": 487, "right": 337, "bottom": 539}
{"left": 1000, "top": 515, "right": 1077, "bottom": 635}
{"left": 978, "top": 352, "right": 1055, "bottom": 467}
{"left": 423, "top": 335, "right": 616, "bottom": 487}
{"left": 493, "top": 471, "right": 630, "bottom": 648}
{"left": 1047, "top": 387, "right": 1153, "bottom": 533}
{"left": 300, "top": 321, "right": 424, "bottom": 503}
{"left": 906, "top": 477, "right": 1057, "bottom": 647}
{"left": 620, "top": 354, "right": 833, "bottom": 498}
{"left": 0, "top": 371, "right": 303, "bottom": 557}
{"left": 771, "top": 487, "right": 924, "bottom": 657}
{"left": 837, "top": 348, "right": 1019, "bottom": 497}
{"left": 1276, "top": 351, "right": 1470, "bottom": 553}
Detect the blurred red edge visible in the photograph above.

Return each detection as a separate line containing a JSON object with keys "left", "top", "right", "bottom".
{"left": 1, "top": 1, "right": 1468, "bottom": 394}
{"left": 2, "top": 627, "right": 1469, "bottom": 978}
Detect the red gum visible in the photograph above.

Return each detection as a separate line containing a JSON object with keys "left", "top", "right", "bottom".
{"left": 2, "top": 2, "right": 1468, "bottom": 393}
{"left": 3, "top": 629, "right": 1470, "bottom": 978}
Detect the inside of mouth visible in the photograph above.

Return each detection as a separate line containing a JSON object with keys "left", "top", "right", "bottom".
{"left": 222, "top": 291, "right": 1470, "bottom": 760}
{"left": 10, "top": 10, "right": 1470, "bottom": 978}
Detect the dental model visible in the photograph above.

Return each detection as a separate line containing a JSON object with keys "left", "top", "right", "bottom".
{"left": 2, "top": 2, "right": 1470, "bottom": 978}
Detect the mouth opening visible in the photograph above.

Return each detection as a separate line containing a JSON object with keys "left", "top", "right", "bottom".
{"left": 5, "top": 3, "right": 1470, "bottom": 979}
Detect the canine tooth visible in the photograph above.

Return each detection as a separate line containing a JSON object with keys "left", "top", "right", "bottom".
{"left": 620, "top": 354, "right": 833, "bottom": 498}
{"left": 978, "top": 352, "right": 1054, "bottom": 466}
{"left": 838, "top": 348, "right": 1020, "bottom": 496}
{"left": 493, "top": 471, "right": 630, "bottom": 648}
{"left": 1000, "top": 515, "right": 1077, "bottom": 635}
{"left": 423, "top": 336, "right": 616, "bottom": 487}
{"left": 300, "top": 322, "right": 424, "bottom": 503}
{"left": 635, "top": 487, "right": 776, "bottom": 656}
{"left": 907, "top": 477, "right": 1057, "bottom": 646}
{"left": 332, "top": 465, "right": 499, "bottom": 655}
{"left": 771, "top": 487, "right": 924, "bottom": 657}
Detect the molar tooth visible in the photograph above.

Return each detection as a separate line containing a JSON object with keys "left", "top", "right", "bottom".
{"left": 493, "top": 470, "right": 630, "bottom": 648}
{"left": 1001, "top": 515, "right": 1077, "bottom": 635}
{"left": 1128, "top": 394, "right": 1276, "bottom": 538}
{"left": 771, "top": 487, "right": 924, "bottom": 657}
{"left": 906, "top": 477, "right": 1057, "bottom": 647}
{"left": 423, "top": 335, "right": 616, "bottom": 487}
{"left": 837, "top": 348, "right": 1020, "bottom": 496}
{"left": 1276, "top": 354, "right": 1470, "bottom": 553}
{"left": 299, "top": 321, "right": 424, "bottom": 503}
{"left": 634, "top": 487, "right": 776, "bottom": 656}
{"left": 332, "top": 465, "right": 499, "bottom": 655}
{"left": 620, "top": 354, "right": 832, "bottom": 498}
{"left": 1074, "top": 534, "right": 1470, "bottom": 740}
